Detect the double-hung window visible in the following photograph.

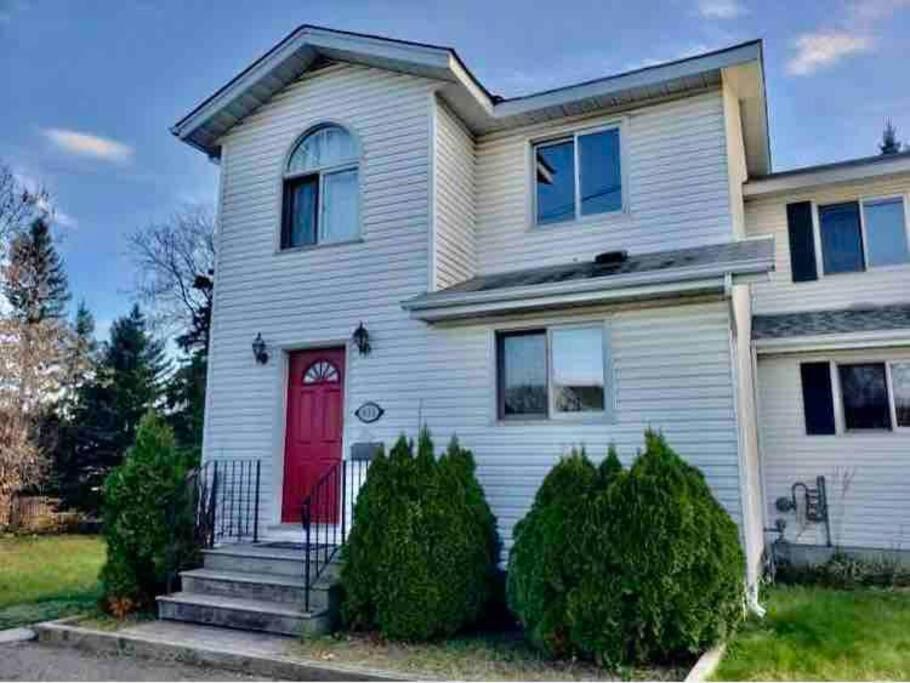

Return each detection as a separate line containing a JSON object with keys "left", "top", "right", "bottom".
{"left": 497, "top": 324, "right": 610, "bottom": 420}
{"left": 281, "top": 124, "right": 360, "bottom": 249}
{"left": 533, "top": 126, "right": 623, "bottom": 226}
{"left": 817, "top": 196, "right": 910, "bottom": 274}
{"left": 801, "top": 359, "right": 910, "bottom": 434}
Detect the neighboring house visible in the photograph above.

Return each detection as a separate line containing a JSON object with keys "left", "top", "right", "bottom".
{"left": 744, "top": 154, "right": 910, "bottom": 558}
{"left": 157, "top": 25, "right": 908, "bottom": 634}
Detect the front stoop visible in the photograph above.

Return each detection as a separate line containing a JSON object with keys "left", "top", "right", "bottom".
{"left": 156, "top": 543, "right": 340, "bottom": 637}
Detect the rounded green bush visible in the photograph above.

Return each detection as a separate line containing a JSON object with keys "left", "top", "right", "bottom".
{"left": 507, "top": 431, "right": 745, "bottom": 668}
{"left": 100, "top": 412, "right": 198, "bottom": 613}
{"left": 341, "top": 428, "right": 500, "bottom": 641}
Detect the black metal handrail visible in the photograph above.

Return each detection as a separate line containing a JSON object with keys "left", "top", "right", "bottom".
{"left": 195, "top": 458, "right": 261, "bottom": 547}
{"left": 301, "top": 459, "right": 370, "bottom": 611}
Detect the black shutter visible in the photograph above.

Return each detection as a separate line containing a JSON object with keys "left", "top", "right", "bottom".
{"left": 800, "top": 362, "right": 835, "bottom": 435}
{"left": 787, "top": 201, "right": 818, "bottom": 282}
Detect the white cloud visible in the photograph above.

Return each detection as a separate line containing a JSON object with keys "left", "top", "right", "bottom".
{"left": 786, "top": 31, "right": 872, "bottom": 75}
{"left": 697, "top": 0, "right": 746, "bottom": 19}
{"left": 42, "top": 128, "right": 133, "bottom": 163}
{"left": 786, "top": 0, "right": 910, "bottom": 76}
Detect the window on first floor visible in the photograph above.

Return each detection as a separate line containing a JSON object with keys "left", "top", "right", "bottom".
{"left": 800, "top": 359, "right": 910, "bottom": 434}
{"left": 497, "top": 324, "right": 609, "bottom": 420}
{"left": 533, "top": 126, "right": 622, "bottom": 226}
{"left": 816, "top": 196, "right": 910, "bottom": 275}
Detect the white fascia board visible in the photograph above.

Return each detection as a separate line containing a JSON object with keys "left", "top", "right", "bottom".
{"left": 491, "top": 41, "right": 762, "bottom": 119}
{"left": 172, "top": 27, "right": 476, "bottom": 148}
{"left": 754, "top": 328, "right": 910, "bottom": 354}
{"left": 744, "top": 156, "right": 910, "bottom": 198}
{"left": 409, "top": 278, "right": 728, "bottom": 323}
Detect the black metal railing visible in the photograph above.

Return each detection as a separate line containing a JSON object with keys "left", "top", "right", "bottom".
{"left": 195, "top": 458, "right": 261, "bottom": 548}
{"left": 301, "top": 459, "right": 370, "bottom": 611}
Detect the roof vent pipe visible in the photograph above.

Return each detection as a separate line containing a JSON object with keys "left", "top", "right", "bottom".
{"left": 595, "top": 250, "right": 629, "bottom": 265}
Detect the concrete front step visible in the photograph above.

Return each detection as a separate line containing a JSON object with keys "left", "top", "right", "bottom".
{"left": 157, "top": 591, "right": 332, "bottom": 637}
{"left": 203, "top": 546, "right": 341, "bottom": 581}
{"left": 180, "top": 568, "right": 335, "bottom": 611}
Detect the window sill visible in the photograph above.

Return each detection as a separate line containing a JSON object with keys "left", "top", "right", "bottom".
{"left": 495, "top": 415, "right": 616, "bottom": 427}
{"left": 529, "top": 209, "right": 631, "bottom": 233}
{"left": 818, "top": 261, "right": 910, "bottom": 279}
{"left": 275, "top": 238, "right": 364, "bottom": 255}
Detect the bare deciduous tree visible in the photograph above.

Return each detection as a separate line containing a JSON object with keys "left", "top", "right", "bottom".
{"left": 129, "top": 205, "right": 216, "bottom": 353}
{"left": 0, "top": 317, "right": 70, "bottom": 521}
{"left": 0, "top": 162, "right": 49, "bottom": 239}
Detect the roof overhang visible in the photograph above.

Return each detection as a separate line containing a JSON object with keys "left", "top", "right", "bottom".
{"left": 172, "top": 25, "right": 768, "bottom": 161}
{"left": 754, "top": 328, "right": 910, "bottom": 354}
{"left": 744, "top": 151, "right": 910, "bottom": 199}
{"left": 403, "top": 243, "right": 774, "bottom": 324}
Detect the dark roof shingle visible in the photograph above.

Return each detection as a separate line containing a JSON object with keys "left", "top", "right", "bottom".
{"left": 436, "top": 239, "right": 773, "bottom": 296}
{"left": 753, "top": 305, "right": 910, "bottom": 339}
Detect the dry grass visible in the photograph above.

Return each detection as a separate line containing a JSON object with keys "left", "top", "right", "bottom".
{"left": 291, "top": 631, "right": 688, "bottom": 681}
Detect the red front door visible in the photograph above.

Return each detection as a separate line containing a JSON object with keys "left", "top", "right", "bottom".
{"left": 282, "top": 348, "right": 345, "bottom": 524}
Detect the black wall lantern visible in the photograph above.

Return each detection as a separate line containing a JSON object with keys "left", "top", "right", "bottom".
{"left": 251, "top": 333, "right": 269, "bottom": 365}
{"left": 352, "top": 321, "right": 371, "bottom": 356}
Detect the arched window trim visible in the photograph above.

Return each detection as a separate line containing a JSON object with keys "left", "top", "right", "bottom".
{"left": 280, "top": 122, "right": 362, "bottom": 250}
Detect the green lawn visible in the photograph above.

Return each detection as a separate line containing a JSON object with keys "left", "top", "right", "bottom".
{"left": 0, "top": 534, "right": 105, "bottom": 629}
{"left": 714, "top": 585, "right": 910, "bottom": 680}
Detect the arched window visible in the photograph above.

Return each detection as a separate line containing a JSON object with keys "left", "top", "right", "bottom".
{"left": 282, "top": 124, "right": 360, "bottom": 249}
{"left": 303, "top": 360, "right": 340, "bottom": 384}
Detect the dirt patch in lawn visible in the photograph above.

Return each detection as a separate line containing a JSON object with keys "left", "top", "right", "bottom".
{"left": 291, "top": 631, "right": 689, "bottom": 681}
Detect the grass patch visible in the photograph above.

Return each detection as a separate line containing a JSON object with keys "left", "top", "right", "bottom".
{"left": 0, "top": 534, "right": 105, "bottom": 629}
{"left": 291, "top": 631, "right": 688, "bottom": 681}
{"left": 714, "top": 585, "right": 910, "bottom": 680}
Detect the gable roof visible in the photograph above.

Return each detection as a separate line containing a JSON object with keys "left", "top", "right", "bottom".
{"left": 402, "top": 238, "right": 774, "bottom": 322}
{"left": 172, "top": 25, "right": 769, "bottom": 173}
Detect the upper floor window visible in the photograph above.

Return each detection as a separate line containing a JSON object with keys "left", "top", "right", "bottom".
{"left": 817, "top": 196, "right": 909, "bottom": 274}
{"left": 281, "top": 124, "right": 360, "bottom": 249}
{"left": 533, "top": 126, "right": 622, "bottom": 226}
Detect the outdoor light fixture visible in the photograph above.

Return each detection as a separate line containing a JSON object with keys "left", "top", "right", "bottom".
{"left": 252, "top": 333, "right": 269, "bottom": 365}
{"left": 352, "top": 322, "right": 371, "bottom": 356}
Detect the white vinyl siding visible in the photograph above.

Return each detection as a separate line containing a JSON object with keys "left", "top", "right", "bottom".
{"left": 433, "top": 97, "right": 476, "bottom": 289}
{"left": 207, "top": 62, "right": 747, "bottom": 562}
{"left": 757, "top": 348, "right": 910, "bottom": 550}
{"left": 745, "top": 175, "right": 910, "bottom": 314}
{"left": 207, "top": 62, "right": 438, "bottom": 530}
{"left": 474, "top": 90, "right": 734, "bottom": 274}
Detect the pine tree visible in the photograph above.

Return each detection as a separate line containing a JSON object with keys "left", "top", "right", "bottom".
{"left": 0, "top": 217, "right": 71, "bottom": 509}
{"left": 4, "top": 217, "right": 70, "bottom": 323}
{"left": 62, "top": 304, "right": 169, "bottom": 513}
{"left": 880, "top": 120, "right": 903, "bottom": 155}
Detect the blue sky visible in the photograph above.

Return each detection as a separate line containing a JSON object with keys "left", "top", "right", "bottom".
{"left": 2, "top": 0, "right": 909, "bottom": 336}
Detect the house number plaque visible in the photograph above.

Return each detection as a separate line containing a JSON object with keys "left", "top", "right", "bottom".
{"left": 354, "top": 401, "right": 384, "bottom": 424}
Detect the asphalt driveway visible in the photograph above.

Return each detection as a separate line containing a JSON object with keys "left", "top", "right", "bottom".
{"left": 0, "top": 641, "right": 274, "bottom": 681}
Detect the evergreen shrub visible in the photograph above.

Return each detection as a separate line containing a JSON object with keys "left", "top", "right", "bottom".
{"left": 507, "top": 430, "right": 745, "bottom": 667}
{"left": 341, "top": 428, "right": 499, "bottom": 641}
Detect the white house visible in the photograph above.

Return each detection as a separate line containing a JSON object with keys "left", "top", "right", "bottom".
{"left": 157, "top": 25, "right": 910, "bottom": 635}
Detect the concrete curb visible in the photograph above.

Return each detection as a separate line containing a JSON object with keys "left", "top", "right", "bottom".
{"left": 34, "top": 618, "right": 404, "bottom": 681}
{"left": 0, "top": 627, "right": 36, "bottom": 643}
{"left": 684, "top": 643, "right": 726, "bottom": 682}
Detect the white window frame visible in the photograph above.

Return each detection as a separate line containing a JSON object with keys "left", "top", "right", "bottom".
{"left": 887, "top": 360, "right": 910, "bottom": 432}
{"left": 812, "top": 193, "right": 910, "bottom": 277}
{"left": 496, "top": 321, "right": 613, "bottom": 422}
{"left": 280, "top": 125, "right": 362, "bottom": 251}
{"left": 531, "top": 123, "right": 626, "bottom": 227}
